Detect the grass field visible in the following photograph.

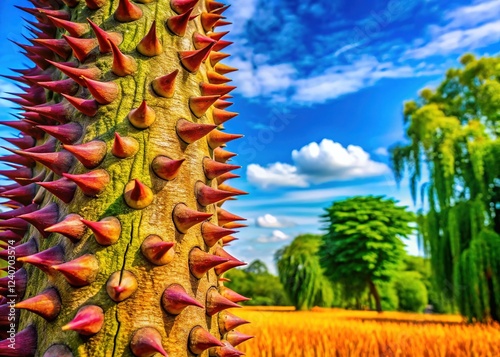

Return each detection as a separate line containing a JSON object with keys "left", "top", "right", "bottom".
{"left": 235, "top": 307, "right": 500, "bottom": 356}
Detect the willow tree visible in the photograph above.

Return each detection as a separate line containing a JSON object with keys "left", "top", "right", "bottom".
{"left": 275, "top": 234, "right": 334, "bottom": 311}
{"left": 391, "top": 54, "right": 500, "bottom": 322}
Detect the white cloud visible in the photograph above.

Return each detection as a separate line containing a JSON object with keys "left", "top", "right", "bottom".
{"left": 374, "top": 147, "right": 389, "bottom": 156}
{"left": 247, "top": 139, "right": 389, "bottom": 188}
{"left": 226, "top": 0, "right": 259, "bottom": 34}
{"left": 445, "top": 0, "right": 500, "bottom": 29}
{"left": 257, "top": 230, "right": 290, "bottom": 243}
{"left": 0, "top": 80, "right": 18, "bottom": 108}
{"left": 256, "top": 214, "right": 295, "bottom": 228}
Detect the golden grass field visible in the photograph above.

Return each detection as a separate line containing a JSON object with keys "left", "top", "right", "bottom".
{"left": 235, "top": 307, "right": 500, "bottom": 357}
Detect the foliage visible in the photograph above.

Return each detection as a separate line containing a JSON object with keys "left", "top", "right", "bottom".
{"left": 394, "top": 272, "right": 428, "bottom": 312}
{"left": 391, "top": 54, "right": 500, "bottom": 322}
{"left": 275, "top": 234, "right": 335, "bottom": 310}
{"left": 321, "top": 196, "right": 415, "bottom": 312}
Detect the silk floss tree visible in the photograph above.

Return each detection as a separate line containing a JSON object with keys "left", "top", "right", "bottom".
{"left": 0, "top": 0, "right": 252, "bottom": 356}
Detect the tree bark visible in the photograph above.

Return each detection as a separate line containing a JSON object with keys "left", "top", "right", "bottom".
{"left": 368, "top": 280, "right": 383, "bottom": 313}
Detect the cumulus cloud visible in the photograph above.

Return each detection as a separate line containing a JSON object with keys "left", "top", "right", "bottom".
{"left": 256, "top": 214, "right": 295, "bottom": 228}
{"left": 247, "top": 139, "right": 389, "bottom": 188}
{"left": 257, "top": 230, "right": 290, "bottom": 243}
{"left": 374, "top": 147, "right": 390, "bottom": 156}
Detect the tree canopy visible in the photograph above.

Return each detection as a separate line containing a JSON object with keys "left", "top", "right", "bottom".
{"left": 321, "top": 196, "right": 415, "bottom": 312}
{"left": 391, "top": 54, "right": 500, "bottom": 322}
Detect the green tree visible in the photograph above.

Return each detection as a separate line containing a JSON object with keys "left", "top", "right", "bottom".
{"left": 321, "top": 196, "right": 415, "bottom": 312}
{"left": 275, "top": 234, "right": 335, "bottom": 310}
{"left": 394, "top": 271, "right": 428, "bottom": 312}
{"left": 391, "top": 54, "right": 500, "bottom": 322}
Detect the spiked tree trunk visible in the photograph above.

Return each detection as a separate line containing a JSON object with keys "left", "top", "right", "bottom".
{"left": 0, "top": 0, "right": 250, "bottom": 356}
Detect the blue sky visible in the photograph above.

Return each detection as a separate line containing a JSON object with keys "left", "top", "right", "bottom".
{"left": 1, "top": 0, "right": 500, "bottom": 272}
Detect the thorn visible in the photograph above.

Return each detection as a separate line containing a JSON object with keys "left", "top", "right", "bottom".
{"left": 217, "top": 208, "right": 245, "bottom": 225}
{"left": 61, "top": 305, "right": 104, "bottom": 335}
{"left": 213, "top": 108, "right": 238, "bottom": 125}
{"left": 0, "top": 218, "right": 30, "bottom": 235}
{"left": 213, "top": 147, "right": 237, "bottom": 163}
{"left": 162, "top": 284, "right": 203, "bottom": 315}
{"left": 52, "top": 254, "right": 99, "bottom": 287}
{"left": 214, "top": 63, "right": 238, "bottom": 75}
{"left": 47, "top": 15, "right": 89, "bottom": 37}
{"left": 43, "top": 344, "right": 73, "bottom": 357}
{"left": 208, "top": 71, "right": 232, "bottom": 84}
{"left": 38, "top": 78, "right": 79, "bottom": 96}
{"left": 108, "top": 39, "right": 137, "bottom": 76}
{"left": 15, "top": 288, "right": 61, "bottom": 321}
{"left": 0, "top": 154, "right": 35, "bottom": 168}
{"left": 189, "top": 95, "right": 220, "bottom": 117}
{"left": 87, "top": 18, "right": 123, "bottom": 53}
{"left": 0, "top": 167, "right": 32, "bottom": 184}
{"left": 203, "top": 158, "right": 240, "bottom": 180}
{"left": 214, "top": 247, "right": 246, "bottom": 275}
{"left": 212, "top": 341, "right": 245, "bottom": 357}
{"left": 211, "top": 4, "right": 231, "bottom": 15}
{"left": 0, "top": 183, "right": 36, "bottom": 206}
{"left": 47, "top": 59, "right": 101, "bottom": 86}
{"left": 225, "top": 331, "right": 254, "bottom": 347}
{"left": 189, "top": 326, "right": 223, "bottom": 355}
{"left": 222, "top": 222, "right": 247, "bottom": 229}
{"left": 37, "top": 122, "right": 82, "bottom": 145}
{"left": 0, "top": 231, "right": 24, "bottom": 244}
{"left": 45, "top": 213, "right": 86, "bottom": 242}
{"left": 62, "top": 93, "right": 99, "bottom": 117}
{"left": 62, "top": 35, "right": 98, "bottom": 62}
{"left": 218, "top": 183, "right": 248, "bottom": 196}
{"left": 170, "top": 0, "right": 199, "bottom": 14}
{"left": 201, "top": 13, "right": 224, "bottom": 32}
{"left": 137, "top": 21, "right": 162, "bottom": 56}
{"left": 141, "top": 235, "right": 175, "bottom": 266}
{"left": 222, "top": 235, "right": 238, "bottom": 245}
{"left": 208, "top": 130, "right": 243, "bottom": 149}
{"left": 179, "top": 42, "right": 215, "bottom": 73}
{"left": 209, "top": 51, "right": 230, "bottom": 66}
{"left": 0, "top": 120, "right": 44, "bottom": 139}
{"left": 0, "top": 325, "right": 37, "bottom": 357}
{"left": 172, "top": 203, "right": 212, "bottom": 233}
{"left": 0, "top": 203, "right": 37, "bottom": 220}
{"left": 114, "top": 0, "right": 143, "bottom": 22}
{"left": 189, "top": 247, "right": 229, "bottom": 279}
{"left": 22, "top": 102, "right": 68, "bottom": 123}
{"left": 123, "top": 179, "right": 154, "bottom": 209}
{"left": 213, "top": 40, "right": 233, "bottom": 52}
{"left": 18, "top": 202, "right": 59, "bottom": 238}
{"left": 151, "top": 156, "right": 185, "bottom": 181}
{"left": 130, "top": 327, "right": 168, "bottom": 357}
{"left": 80, "top": 76, "right": 119, "bottom": 105}
{"left": 63, "top": 169, "right": 110, "bottom": 196}
{"left": 220, "top": 286, "right": 250, "bottom": 303}
{"left": 206, "top": 0, "right": 225, "bottom": 12}
{"left": 0, "top": 238, "right": 38, "bottom": 261}
{"left": 106, "top": 270, "right": 138, "bottom": 302}
{"left": 167, "top": 7, "right": 195, "bottom": 37}
{"left": 176, "top": 119, "right": 216, "bottom": 144}
{"left": 193, "top": 32, "right": 217, "bottom": 49}
{"left": 200, "top": 83, "right": 236, "bottom": 96}
{"left": 219, "top": 311, "right": 249, "bottom": 334}
{"left": 128, "top": 100, "right": 156, "bottom": 129}
{"left": 214, "top": 20, "right": 232, "bottom": 28}
{"left": 151, "top": 69, "right": 178, "bottom": 98}
{"left": 201, "top": 221, "right": 237, "bottom": 247}
{"left": 81, "top": 217, "right": 121, "bottom": 246}
{"left": 85, "top": 0, "right": 106, "bottom": 10}
{"left": 195, "top": 181, "right": 234, "bottom": 207}
{"left": 62, "top": 141, "right": 107, "bottom": 169}
{"left": 112, "top": 133, "right": 139, "bottom": 158}
{"left": 31, "top": 38, "right": 72, "bottom": 59}
{"left": 2, "top": 135, "right": 35, "bottom": 150}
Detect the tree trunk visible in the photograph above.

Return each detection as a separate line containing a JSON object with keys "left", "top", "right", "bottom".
{"left": 368, "top": 280, "right": 383, "bottom": 313}
{"left": 0, "top": 1, "right": 248, "bottom": 356}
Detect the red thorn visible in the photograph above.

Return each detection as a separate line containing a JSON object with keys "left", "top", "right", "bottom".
{"left": 222, "top": 235, "right": 238, "bottom": 245}
{"left": 219, "top": 312, "right": 250, "bottom": 334}
{"left": 45, "top": 213, "right": 86, "bottom": 242}
{"left": 62, "top": 141, "right": 107, "bottom": 169}
{"left": 189, "top": 95, "right": 220, "bottom": 117}
{"left": 214, "top": 63, "right": 238, "bottom": 74}
{"left": 63, "top": 169, "right": 110, "bottom": 196}
{"left": 214, "top": 147, "right": 237, "bottom": 163}
{"left": 141, "top": 235, "right": 175, "bottom": 266}
{"left": 208, "top": 130, "right": 243, "bottom": 149}
{"left": 22, "top": 102, "right": 68, "bottom": 123}
{"left": 151, "top": 156, "right": 185, "bottom": 181}
{"left": 112, "top": 133, "right": 138, "bottom": 158}
{"left": 0, "top": 203, "right": 37, "bottom": 220}
{"left": 162, "top": 284, "right": 203, "bottom": 315}
{"left": 15, "top": 288, "right": 61, "bottom": 321}
{"left": 171, "top": 0, "right": 199, "bottom": 14}
{"left": 0, "top": 325, "right": 37, "bottom": 357}
{"left": 128, "top": 100, "right": 156, "bottom": 129}
{"left": 23, "top": 137, "right": 57, "bottom": 153}
{"left": 38, "top": 78, "right": 79, "bottom": 95}
{"left": 63, "top": 35, "right": 98, "bottom": 62}
{"left": 37, "top": 122, "right": 83, "bottom": 144}
{"left": 213, "top": 39, "right": 233, "bottom": 52}
{"left": 211, "top": 4, "right": 231, "bottom": 15}
{"left": 214, "top": 247, "right": 246, "bottom": 275}
{"left": 52, "top": 254, "right": 99, "bottom": 287}
{"left": 193, "top": 33, "right": 217, "bottom": 50}
{"left": 114, "top": 0, "right": 143, "bottom": 22}
{"left": 189, "top": 326, "right": 224, "bottom": 355}
{"left": 62, "top": 305, "right": 104, "bottom": 335}
{"left": 201, "top": 221, "right": 237, "bottom": 247}
{"left": 106, "top": 270, "right": 138, "bottom": 302}
{"left": 179, "top": 42, "right": 215, "bottom": 73}
{"left": 214, "top": 20, "right": 232, "bottom": 28}
{"left": 218, "top": 183, "right": 248, "bottom": 196}
{"left": 87, "top": 18, "right": 123, "bottom": 53}
{"left": 172, "top": 203, "right": 212, "bottom": 233}
{"left": 0, "top": 120, "right": 44, "bottom": 139}
{"left": 123, "top": 179, "right": 154, "bottom": 210}
{"left": 0, "top": 183, "right": 36, "bottom": 206}
{"left": 32, "top": 38, "right": 71, "bottom": 59}
{"left": 81, "top": 217, "right": 121, "bottom": 246}
{"left": 137, "top": 20, "right": 162, "bottom": 56}
{"left": 209, "top": 51, "right": 230, "bottom": 66}
{"left": 220, "top": 286, "right": 250, "bottom": 303}
{"left": 176, "top": 119, "right": 216, "bottom": 144}
{"left": 0, "top": 218, "right": 30, "bottom": 235}
{"left": 35, "top": 176, "right": 75, "bottom": 203}
{"left": 208, "top": 71, "right": 232, "bottom": 85}
{"left": 47, "top": 59, "right": 101, "bottom": 86}
{"left": 43, "top": 344, "right": 73, "bottom": 357}
{"left": 203, "top": 157, "right": 240, "bottom": 180}
{"left": 18, "top": 202, "right": 59, "bottom": 238}
{"left": 213, "top": 341, "right": 245, "bottom": 357}
{"left": 167, "top": 7, "right": 195, "bottom": 37}
{"left": 201, "top": 13, "right": 224, "bottom": 32}
{"left": 213, "top": 108, "right": 238, "bottom": 125}
{"left": 217, "top": 208, "right": 246, "bottom": 225}
{"left": 62, "top": 93, "right": 99, "bottom": 117}
{"left": 85, "top": 0, "right": 106, "bottom": 10}
{"left": 195, "top": 181, "right": 234, "bottom": 206}
{"left": 80, "top": 76, "right": 119, "bottom": 104}
{"left": 0, "top": 154, "right": 35, "bottom": 168}
{"left": 130, "top": 327, "right": 168, "bottom": 357}
{"left": 226, "top": 330, "right": 254, "bottom": 347}
{"left": 0, "top": 167, "right": 32, "bottom": 183}
{"left": 200, "top": 83, "right": 236, "bottom": 96}
{"left": 47, "top": 15, "right": 89, "bottom": 37}
{"left": 189, "top": 247, "right": 229, "bottom": 279}
{"left": 206, "top": 0, "right": 225, "bottom": 11}
{"left": 108, "top": 39, "right": 137, "bottom": 76}
{"left": 0, "top": 231, "right": 24, "bottom": 244}
{"left": 0, "top": 238, "right": 36, "bottom": 261}
{"left": 12, "top": 150, "right": 73, "bottom": 175}
{"left": 151, "top": 70, "right": 178, "bottom": 98}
